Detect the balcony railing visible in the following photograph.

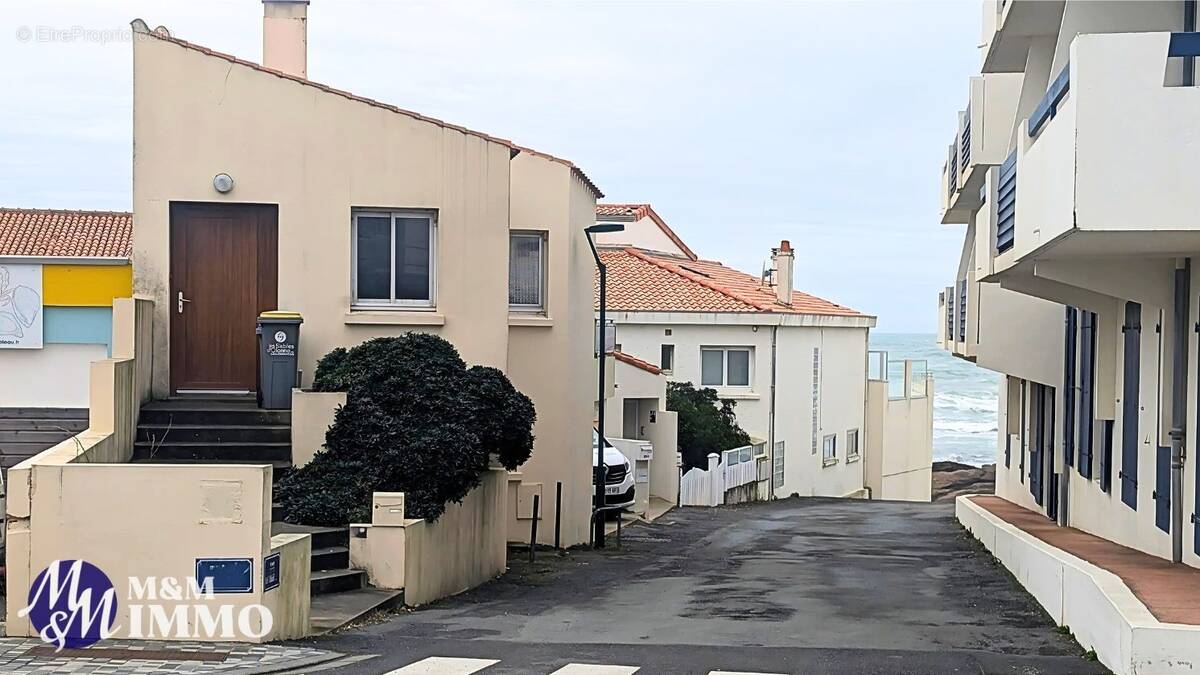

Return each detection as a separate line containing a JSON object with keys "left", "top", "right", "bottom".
{"left": 960, "top": 107, "right": 972, "bottom": 170}
{"left": 1028, "top": 63, "right": 1070, "bottom": 139}
{"left": 958, "top": 279, "right": 967, "bottom": 341}
{"left": 945, "top": 286, "right": 955, "bottom": 340}
{"left": 947, "top": 148, "right": 958, "bottom": 199}
{"left": 996, "top": 150, "right": 1017, "bottom": 253}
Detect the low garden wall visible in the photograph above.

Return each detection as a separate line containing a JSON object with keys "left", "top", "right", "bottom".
{"left": 350, "top": 468, "right": 508, "bottom": 607}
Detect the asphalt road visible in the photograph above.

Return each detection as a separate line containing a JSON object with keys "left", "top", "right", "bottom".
{"left": 294, "top": 498, "right": 1107, "bottom": 674}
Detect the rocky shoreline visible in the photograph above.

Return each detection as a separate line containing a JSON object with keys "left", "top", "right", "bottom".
{"left": 931, "top": 461, "right": 995, "bottom": 503}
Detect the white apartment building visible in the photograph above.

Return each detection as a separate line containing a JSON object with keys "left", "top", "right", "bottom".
{"left": 596, "top": 204, "right": 934, "bottom": 501}
{"left": 939, "top": 2, "right": 1200, "bottom": 671}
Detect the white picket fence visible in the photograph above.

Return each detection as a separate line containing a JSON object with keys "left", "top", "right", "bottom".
{"left": 679, "top": 442, "right": 767, "bottom": 507}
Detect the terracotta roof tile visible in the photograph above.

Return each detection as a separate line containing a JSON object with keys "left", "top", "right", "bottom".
{"left": 613, "top": 350, "right": 662, "bottom": 375}
{"left": 597, "top": 247, "right": 865, "bottom": 317}
{"left": 132, "top": 21, "right": 603, "bottom": 199}
{"left": 595, "top": 203, "right": 697, "bottom": 261}
{"left": 0, "top": 208, "right": 132, "bottom": 258}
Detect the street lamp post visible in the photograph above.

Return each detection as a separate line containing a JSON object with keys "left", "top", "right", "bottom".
{"left": 585, "top": 222, "right": 624, "bottom": 549}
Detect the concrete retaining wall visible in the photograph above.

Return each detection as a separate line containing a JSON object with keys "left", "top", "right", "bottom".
{"left": 957, "top": 496, "right": 1200, "bottom": 675}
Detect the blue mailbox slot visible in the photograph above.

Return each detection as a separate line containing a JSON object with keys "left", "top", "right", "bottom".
{"left": 263, "top": 553, "right": 281, "bottom": 592}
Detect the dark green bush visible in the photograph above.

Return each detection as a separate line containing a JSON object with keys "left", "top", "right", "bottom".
{"left": 277, "top": 334, "right": 535, "bottom": 525}
{"left": 666, "top": 381, "right": 752, "bottom": 470}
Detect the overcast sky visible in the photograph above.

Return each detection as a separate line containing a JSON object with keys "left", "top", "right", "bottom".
{"left": 0, "top": 1, "right": 981, "bottom": 333}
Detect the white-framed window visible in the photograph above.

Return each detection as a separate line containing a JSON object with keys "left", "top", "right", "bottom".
{"left": 660, "top": 344, "right": 675, "bottom": 373}
{"left": 846, "top": 428, "right": 860, "bottom": 461}
{"left": 822, "top": 433, "right": 837, "bottom": 466}
{"left": 351, "top": 209, "right": 436, "bottom": 308}
{"left": 700, "top": 347, "right": 752, "bottom": 387}
{"left": 508, "top": 231, "right": 546, "bottom": 311}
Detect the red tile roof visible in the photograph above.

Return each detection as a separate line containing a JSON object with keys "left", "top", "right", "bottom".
{"left": 597, "top": 247, "right": 865, "bottom": 317}
{"left": 595, "top": 203, "right": 697, "bottom": 261}
{"left": 613, "top": 350, "right": 663, "bottom": 375}
{"left": 0, "top": 208, "right": 132, "bottom": 258}
{"left": 132, "top": 21, "right": 603, "bottom": 199}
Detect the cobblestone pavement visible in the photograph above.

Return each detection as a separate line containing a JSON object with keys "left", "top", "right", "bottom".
{"left": 0, "top": 638, "right": 343, "bottom": 674}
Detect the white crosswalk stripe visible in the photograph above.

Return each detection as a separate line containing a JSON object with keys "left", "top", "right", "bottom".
{"left": 379, "top": 657, "right": 783, "bottom": 675}
{"left": 383, "top": 656, "right": 499, "bottom": 674}
{"left": 548, "top": 665, "right": 639, "bottom": 674}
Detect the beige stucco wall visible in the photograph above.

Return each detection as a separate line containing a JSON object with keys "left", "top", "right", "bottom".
{"left": 132, "top": 28, "right": 513, "bottom": 398}
{"left": 350, "top": 469, "right": 508, "bottom": 606}
{"left": 504, "top": 153, "right": 596, "bottom": 547}
{"left": 864, "top": 377, "right": 933, "bottom": 502}
{"left": 133, "top": 28, "right": 596, "bottom": 548}
{"left": 290, "top": 389, "right": 345, "bottom": 468}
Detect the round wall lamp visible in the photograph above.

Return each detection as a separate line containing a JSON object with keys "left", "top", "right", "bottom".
{"left": 212, "top": 173, "right": 235, "bottom": 194}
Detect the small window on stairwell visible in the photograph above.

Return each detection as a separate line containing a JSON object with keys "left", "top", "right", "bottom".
{"left": 822, "top": 434, "right": 837, "bottom": 466}
{"left": 661, "top": 344, "right": 675, "bottom": 373}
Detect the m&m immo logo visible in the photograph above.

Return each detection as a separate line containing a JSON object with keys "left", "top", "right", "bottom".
{"left": 18, "top": 560, "right": 119, "bottom": 651}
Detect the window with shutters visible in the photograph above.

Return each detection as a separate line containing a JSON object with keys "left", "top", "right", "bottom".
{"left": 508, "top": 232, "right": 546, "bottom": 312}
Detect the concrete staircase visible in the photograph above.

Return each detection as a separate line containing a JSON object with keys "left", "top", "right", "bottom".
{"left": 133, "top": 396, "right": 402, "bottom": 633}
{"left": 0, "top": 407, "right": 89, "bottom": 470}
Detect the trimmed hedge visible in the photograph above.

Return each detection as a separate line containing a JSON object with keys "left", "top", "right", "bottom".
{"left": 276, "top": 334, "right": 536, "bottom": 526}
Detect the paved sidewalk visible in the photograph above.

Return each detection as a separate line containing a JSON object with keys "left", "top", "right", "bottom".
{"left": 0, "top": 638, "right": 343, "bottom": 674}
{"left": 971, "top": 494, "right": 1200, "bottom": 624}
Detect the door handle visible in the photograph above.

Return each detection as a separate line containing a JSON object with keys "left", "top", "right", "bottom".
{"left": 177, "top": 291, "right": 192, "bottom": 314}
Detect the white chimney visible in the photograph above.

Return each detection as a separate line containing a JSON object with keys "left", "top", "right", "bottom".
{"left": 771, "top": 240, "right": 794, "bottom": 306}
{"left": 263, "top": 0, "right": 309, "bottom": 78}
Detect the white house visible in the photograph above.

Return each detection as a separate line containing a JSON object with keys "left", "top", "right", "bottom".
{"left": 596, "top": 205, "right": 895, "bottom": 499}
{"left": 938, "top": 1, "right": 1200, "bottom": 672}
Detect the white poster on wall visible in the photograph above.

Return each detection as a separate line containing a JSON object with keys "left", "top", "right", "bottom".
{"left": 0, "top": 264, "right": 43, "bottom": 349}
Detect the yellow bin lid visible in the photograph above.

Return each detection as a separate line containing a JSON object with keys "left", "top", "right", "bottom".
{"left": 259, "top": 310, "right": 303, "bottom": 321}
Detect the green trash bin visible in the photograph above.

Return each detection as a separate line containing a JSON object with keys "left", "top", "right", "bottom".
{"left": 256, "top": 311, "right": 303, "bottom": 409}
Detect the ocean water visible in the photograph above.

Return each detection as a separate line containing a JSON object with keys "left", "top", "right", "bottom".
{"left": 869, "top": 333, "right": 999, "bottom": 467}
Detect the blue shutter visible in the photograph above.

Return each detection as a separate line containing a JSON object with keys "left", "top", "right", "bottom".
{"left": 996, "top": 152, "right": 1017, "bottom": 253}
{"left": 1154, "top": 445, "right": 1171, "bottom": 533}
{"left": 1063, "top": 307, "right": 1077, "bottom": 466}
{"left": 1019, "top": 381, "right": 1026, "bottom": 484}
{"left": 1100, "top": 419, "right": 1114, "bottom": 493}
{"left": 1031, "top": 384, "right": 1045, "bottom": 505}
{"left": 1077, "top": 311, "right": 1095, "bottom": 478}
{"left": 1120, "top": 301, "right": 1140, "bottom": 510}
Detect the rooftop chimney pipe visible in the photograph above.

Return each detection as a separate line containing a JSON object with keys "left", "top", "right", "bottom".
{"left": 771, "top": 240, "right": 794, "bottom": 306}
{"left": 263, "top": 0, "right": 309, "bottom": 78}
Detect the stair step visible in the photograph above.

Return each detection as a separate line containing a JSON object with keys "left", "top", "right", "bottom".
{"left": 309, "top": 588, "right": 404, "bottom": 635}
{"left": 136, "top": 424, "right": 290, "bottom": 444}
{"left": 138, "top": 407, "right": 290, "bottom": 427}
{"left": 0, "top": 408, "right": 88, "bottom": 420}
{"left": 0, "top": 419, "right": 88, "bottom": 432}
{"left": 271, "top": 523, "right": 347, "bottom": 550}
{"left": 0, "top": 430, "right": 86, "bottom": 443}
{"left": 132, "top": 441, "right": 291, "bottom": 462}
{"left": 129, "top": 458, "right": 292, "bottom": 472}
{"left": 311, "top": 569, "right": 366, "bottom": 596}
{"left": 311, "top": 546, "right": 351, "bottom": 571}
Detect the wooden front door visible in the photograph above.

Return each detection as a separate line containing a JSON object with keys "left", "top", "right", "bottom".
{"left": 170, "top": 203, "right": 278, "bottom": 393}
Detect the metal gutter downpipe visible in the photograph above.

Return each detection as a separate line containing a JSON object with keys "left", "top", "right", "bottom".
{"left": 1170, "top": 259, "right": 1189, "bottom": 563}
{"left": 767, "top": 324, "right": 778, "bottom": 498}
